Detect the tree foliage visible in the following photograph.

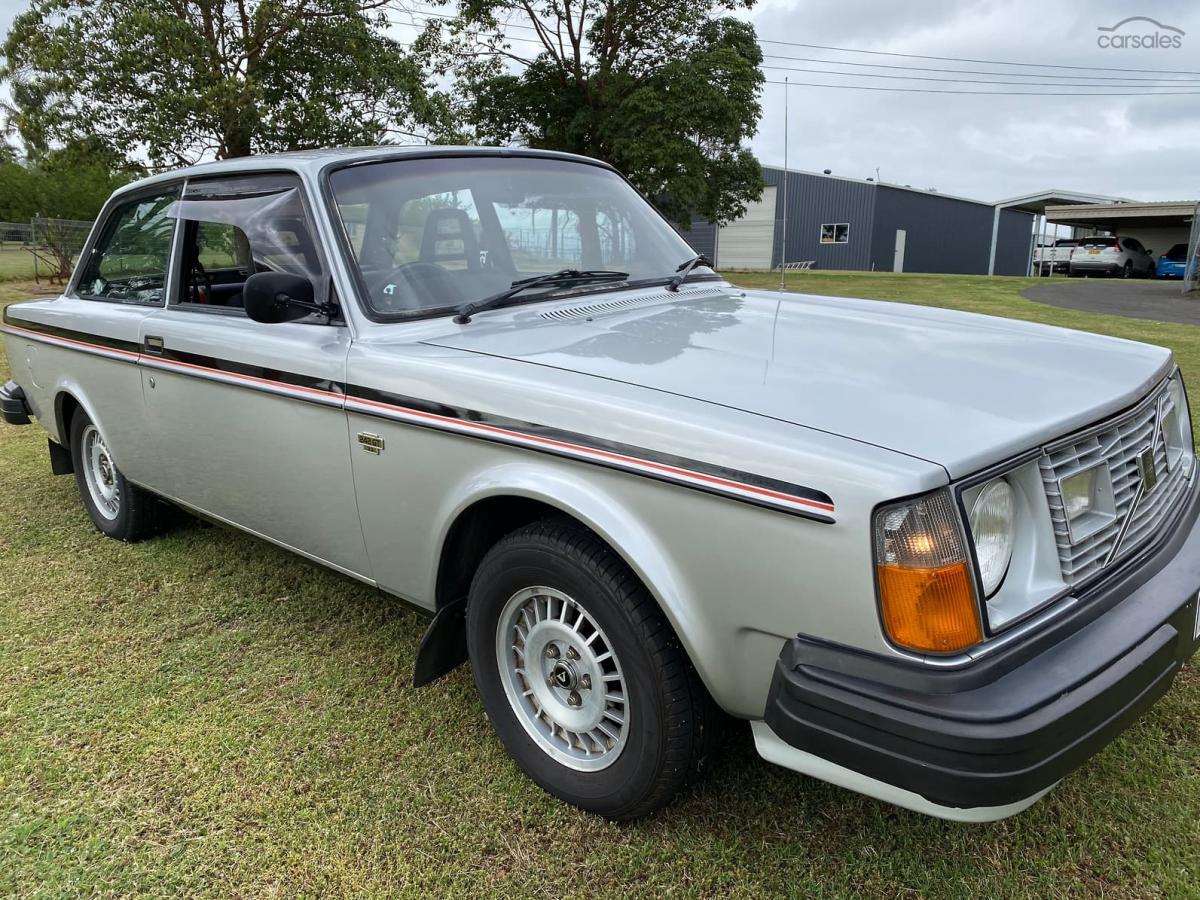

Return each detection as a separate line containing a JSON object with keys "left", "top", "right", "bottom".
{"left": 2, "top": 0, "right": 453, "bottom": 167}
{"left": 431, "top": 0, "right": 764, "bottom": 226}
{"left": 0, "top": 140, "right": 140, "bottom": 222}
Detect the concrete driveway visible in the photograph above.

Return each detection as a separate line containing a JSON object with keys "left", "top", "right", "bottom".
{"left": 1023, "top": 279, "right": 1199, "bottom": 325}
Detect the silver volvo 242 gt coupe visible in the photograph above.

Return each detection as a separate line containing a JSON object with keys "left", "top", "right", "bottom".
{"left": 3, "top": 148, "right": 1198, "bottom": 822}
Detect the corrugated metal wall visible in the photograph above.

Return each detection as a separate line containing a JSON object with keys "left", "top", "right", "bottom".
{"left": 680, "top": 168, "right": 1036, "bottom": 275}
{"left": 995, "top": 208, "right": 1036, "bottom": 276}
{"left": 870, "top": 187, "right": 1033, "bottom": 275}
{"left": 765, "top": 168, "right": 876, "bottom": 271}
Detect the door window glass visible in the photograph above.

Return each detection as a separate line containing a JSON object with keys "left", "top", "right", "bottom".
{"left": 77, "top": 189, "right": 180, "bottom": 305}
{"left": 170, "top": 174, "right": 327, "bottom": 311}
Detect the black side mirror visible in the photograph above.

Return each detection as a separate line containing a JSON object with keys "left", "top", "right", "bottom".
{"left": 243, "top": 272, "right": 318, "bottom": 324}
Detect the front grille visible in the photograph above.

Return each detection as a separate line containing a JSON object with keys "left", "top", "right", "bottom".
{"left": 1040, "top": 379, "right": 1192, "bottom": 585}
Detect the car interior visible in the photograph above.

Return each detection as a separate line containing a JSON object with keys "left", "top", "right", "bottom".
{"left": 177, "top": 216, "right": 321, "bottom": 310}
{"left": 330, "top": 159, "right": 677, "bottom": 318}
{"left": 172, "top": 176, "right": 327, "bottom": 312}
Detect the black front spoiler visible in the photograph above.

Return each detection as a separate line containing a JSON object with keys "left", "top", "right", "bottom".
{"left": 765, "top": 478, "right": 1200, "bottom": 810}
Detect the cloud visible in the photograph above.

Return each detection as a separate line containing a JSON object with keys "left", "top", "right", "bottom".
{"left": 746, "top": 1, "right": 1199, "bottom": 201}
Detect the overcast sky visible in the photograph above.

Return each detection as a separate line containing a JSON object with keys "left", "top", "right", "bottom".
{"left": 744, "top": 0, "right": 1200, "bottom": 202}
{"left": 1, "top": 0, "right": 1196, "bottom": 204}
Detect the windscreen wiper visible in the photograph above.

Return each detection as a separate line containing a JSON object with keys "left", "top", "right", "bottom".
{"left": 666, "top": 254, "right": 713, "bottom": 292}
{"left": 453, "top": 269, "right": 629, "bottom": 324}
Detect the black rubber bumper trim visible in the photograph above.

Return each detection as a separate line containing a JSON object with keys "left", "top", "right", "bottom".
{"left": 765, "top": 479, "right": 1200, "bottom": 810}
{"left": 1, "top": 380, "right": 31, "bottom": 425}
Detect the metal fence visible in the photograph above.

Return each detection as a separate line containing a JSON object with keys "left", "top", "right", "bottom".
{"left": 0, "top": 217, "right": 93, "bottom": 283}
{"left": 0, "top": 221, "right": 34, "bottom": 246}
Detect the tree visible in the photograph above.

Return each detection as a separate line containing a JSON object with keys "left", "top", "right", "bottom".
{"left": 0, "top": 140, "right": 139, "bottom": 222}
{"left": 430, "top": 0, "right": 764, "bottom": 226}
{"left": 2, "top": 0, "right": 453, "bottom": 168}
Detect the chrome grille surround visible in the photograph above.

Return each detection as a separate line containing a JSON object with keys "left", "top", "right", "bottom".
{"left": 1040, "top": 376, "right": 1194, "bottom": 587}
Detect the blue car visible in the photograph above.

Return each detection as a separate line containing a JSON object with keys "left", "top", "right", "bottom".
{"left": 1156, "top": 243, "right": 1189, "bottom": 278}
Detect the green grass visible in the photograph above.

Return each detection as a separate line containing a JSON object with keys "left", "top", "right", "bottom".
{"left": 1, "top": 274, "right": 1198, "bottom": 897}
{"left": 0, "top": 248, "right": 39, "bottom": 282}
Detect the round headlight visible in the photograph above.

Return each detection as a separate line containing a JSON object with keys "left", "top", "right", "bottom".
{"left": 969, "top": 479, "right": 1015, "bottom": 597}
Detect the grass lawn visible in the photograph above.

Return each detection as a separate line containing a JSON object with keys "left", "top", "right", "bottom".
{"left": 1, "top": 274, "right": 1198, "bottom": 897}
{"left": 0, "top": 248, "right": 40, "bottom": 282}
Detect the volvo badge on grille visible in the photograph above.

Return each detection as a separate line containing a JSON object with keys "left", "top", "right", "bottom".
{"left": 1136, "top": 446, "right": 1158, "bottom": 493}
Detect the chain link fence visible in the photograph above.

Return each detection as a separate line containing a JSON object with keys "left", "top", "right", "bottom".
{"left": 0, "top": 217, "right": 93, "bottom": 284}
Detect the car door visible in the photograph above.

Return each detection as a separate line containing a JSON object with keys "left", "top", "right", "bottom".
{"left": 136, "top": 172, "right": 371, "bottom": 579}
{"left": 4, "top": 185, "right": 181, "bottom": 481}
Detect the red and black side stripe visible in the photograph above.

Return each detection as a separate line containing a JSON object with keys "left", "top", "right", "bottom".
{"left": 2, "top": 311, "right": 836, "bottom": 522}
{"left": 344, "top": 385, "right": 836, "bottom": 521}
{"left": 2, "top": 311, "right": 141, "bottom": 360}
{"left": 150, "top": 344, "right": 346, "bottom": 397}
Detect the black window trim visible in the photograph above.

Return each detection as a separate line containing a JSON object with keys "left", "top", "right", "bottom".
{"left": 69, "top": 180, "right": 186, "bottom": 308}
{"left": 318, "top": 149, "right": 719, "bottom": 324}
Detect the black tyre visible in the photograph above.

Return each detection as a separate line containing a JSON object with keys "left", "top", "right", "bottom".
{"left": 466, "top": 518, "right": 718, "bottom": 820}
{"left": 69, "top": 409, "right": 159, "bottom": 541}
{"left": 1122, "top": 261, "right": 1133, "bottom": 279}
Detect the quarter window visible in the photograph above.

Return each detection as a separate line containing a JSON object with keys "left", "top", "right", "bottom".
{"left": 820, "top": 223, "right": 850, "bottom": 244}
{"left": 76, "top": 188, "right": 180, "bottom": 305}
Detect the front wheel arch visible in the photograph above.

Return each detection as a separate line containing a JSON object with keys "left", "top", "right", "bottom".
{"left": 418, "top": 482, "right": 715, "bottom": 701}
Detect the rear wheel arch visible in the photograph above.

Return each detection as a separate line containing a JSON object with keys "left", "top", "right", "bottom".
{"left": 54, "top": 390, "right": 82, "bottom": 446}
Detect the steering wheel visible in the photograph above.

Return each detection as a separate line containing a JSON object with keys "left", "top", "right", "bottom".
{"left": 190, "top": 258, "right": 214, "bottom": 304}
{"left": 375, "top": 261, "right": 459, "bottom": 310}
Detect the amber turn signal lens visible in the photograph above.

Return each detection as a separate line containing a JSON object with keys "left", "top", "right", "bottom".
{"left": 877, "top": 561, "right": 982, "bottom": 653}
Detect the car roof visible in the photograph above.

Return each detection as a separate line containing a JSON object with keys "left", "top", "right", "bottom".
{"left": 112, "top": 145, "right": 615, "bottom": 198}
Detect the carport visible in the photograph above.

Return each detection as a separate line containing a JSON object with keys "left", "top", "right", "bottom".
{"left": 986, "top": 190, "right": 1127, "bottom": 276}
{"left": 1043, "top": 200, "right": 1199, "bottom": 279}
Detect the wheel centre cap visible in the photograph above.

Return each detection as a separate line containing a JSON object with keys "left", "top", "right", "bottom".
{"left": 549, "top": 659, "right": 578, "bottom": 690}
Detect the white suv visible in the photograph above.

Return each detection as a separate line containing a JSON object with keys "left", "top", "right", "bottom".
{"left": 1069, "top": 235, "right": 1154, "bottom": 278}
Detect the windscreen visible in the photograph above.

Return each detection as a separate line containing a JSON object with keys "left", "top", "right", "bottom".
{"left": 1079, "top": 237, "right": 1117, "bottom": 248}
{"left": 328, "top": 156, "right": 704, "bottom": 318}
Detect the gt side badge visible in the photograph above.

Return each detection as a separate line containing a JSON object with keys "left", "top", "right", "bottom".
{"left": 357, "top": 432, "right": 385, "bottom": 455}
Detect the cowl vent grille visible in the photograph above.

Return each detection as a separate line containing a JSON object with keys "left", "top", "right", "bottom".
{"left": 538, "top": 286, "right": 728, "bottom": 322}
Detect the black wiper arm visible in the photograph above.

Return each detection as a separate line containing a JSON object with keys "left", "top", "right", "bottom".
{"left": 666, "top": 254, "right": 713, "bottom": 292}
{"left": 453, "top": 269, "right": 629, "bottom": 324}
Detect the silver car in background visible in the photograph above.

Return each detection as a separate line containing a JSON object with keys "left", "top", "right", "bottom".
{"left": 2, "top": 147, "right": 1198, "bottom": 825}
{"left": 1069, "top": 235, "right": 1155, "bottom": 277}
